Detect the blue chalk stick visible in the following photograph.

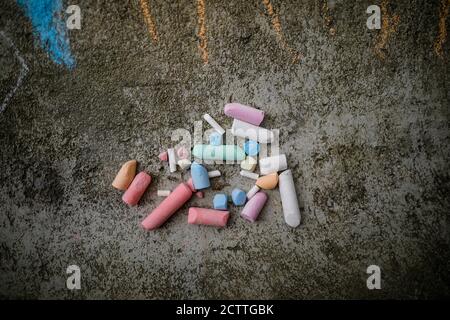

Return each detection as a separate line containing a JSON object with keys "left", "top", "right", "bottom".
{"left": 191, "top": 162, "right": 210, "bottom": 190}
{"left": 209, "top": 132, "right": 223, "bottom": 146}
{"left": 244, "top": 140, "right": 260, "bottom": 156}
{"left": 231, "top": 188, "right": 247, "bottom": 206}
{"left": 213, "top": 193, "right": 228, "bottom": 210}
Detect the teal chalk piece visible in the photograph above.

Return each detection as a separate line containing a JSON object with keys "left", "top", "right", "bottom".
{"left": 231, "top": 188, "right": 246, "bottom": 206}
{"left": 244, "top": 140, "right": 260, "bottom": 156}
{"left": 209, "top": 132, "right": 223, "bottom": 146}
{"left": 193, "top": 145, "right": 246, "bottom": 161}
{"left": 191, "top": 162, "right": 210, "bottom": 190}
{"left": 213, "top": 194, "right": 228, "bottom": 210}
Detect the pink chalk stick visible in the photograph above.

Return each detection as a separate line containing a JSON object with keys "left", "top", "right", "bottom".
{"left": 240, "top": 191, "right": 268, "bottom": 222}
{"left": 141, "top": 182, "right": 193, "bottom": 230}
{"left": 122, "top": 172, "right": 151, "bottom": 206}
{"left": 224, "top": 103, "right": 265, "bottom": 126}
{"left": 186, "top": 178, "right": 197, "bottom": 192}
{"left": 188, "top": 208, "right": 230, "bottom": 227}
{"left": 159, "top": 151, "right": 168, "bottom": 162}
{"left": 195, "top": 191, "right": 204, "bottom": 198}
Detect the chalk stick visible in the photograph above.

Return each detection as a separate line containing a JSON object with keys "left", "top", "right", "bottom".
{"left": 141, "top": 182, "right": 193, "bottom": 230}
{"left": 224, "top": 103, "right": 265, "bottom": 126}
{"left": 246, "top": 185, "right": 260, "bottom": 200}
{"left": 188, "top": 207, "right": 230, "bottom": 227}
{"left": 203, "top": 113, "right": 225, "bottom": 135}
{"left": 191, "top": 162, "right": 210, "bottom": 190}
{"left": 112, "top": 160, "right": 137, "bottom": 191}
{"left": 208, "top": 170, "right": 221, "bottom": 178}
{"left": 240, "top": 170, "right": 259, "bottom": 180}
{"left": 259, "top": 154, "right": 287, "bottom": 175}
{"left": 168, "top": 148, "right": 177, "bottom": 173}
{"left": 279, "top": 170, "right": 301, "bottom": 227}
{"left": 122, "top": 172, "right": 151, "bottom": 206}
{"left": 192, "top": 144, "right": 246, "bottom": 161}
{"left": 255, "top": 173, "right": 279, "bottom": 190}
{"left": 157, "top": 190, "right": 171, "bottom": 197}
{"left": 240, "top": 191, "right": 268, "bottom": 222}
{"left": 231, "top": 119, "right": 274, "bottom": 143}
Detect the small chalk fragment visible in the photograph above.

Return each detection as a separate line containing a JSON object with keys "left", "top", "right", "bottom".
{"left": 178, "top": 158, "right": 191, "bottom": 170}
{"left": 141, "top": 182, "right": 193, "bottom": 230}
{"left": 240, "top": 170, "right": 259, "bottom": 180}
{"left": 208, "top": 170, "right": 221, "bottom": 178}
{"left": 122, "top": 172, "right": 152, "bottom": 206}
{"left": 241, "top": 191, "right": 268, "bottom": 222}
{"left": 209, "top": 132, "right": 223, "bottom": 146}
{"left": 224, "top": 103, "right": 265, "bottom": 126}
{"left": 240, "top": 156, "right": 257, "bottom": 172}
{"left": 259, "top": 154, "right": 288, "bottom": 175}
{"left": 168, "top": 148, "right": 177, "bottom": 173}
{"left": 231, "top": 119, "right": 274, "bottom": 143}
{"left": 176, "top": 147, "right": 189, "bottom": 160}
{"left": 213, "top": 193, "right": 228, "bottom": 210}
{"left": 188, "top": 207, "right": 230, "bottom": 227}
{"left": 231, "top": 188, "right": 246, "bottom": 206}
{"left": 192, "top": 144, "right": 245, "bottom": 161}
{"left": 279, "top": 170, "right": 301, "bottom": 227}
{"left": 191, "top": 162, "right": 210, "bottom": 190}
{"left": 246, "top": 185, "right": 260, "bottom": 200}
{"left": 256, "top": 173, "right": 279, "bottom": 190}
{"left": 112, "top": 160, "right": 137, "bottom": 191}
{"left": 244, "top": 140, "right": 260, "bottom": 156}
{"left": 159, "top": 152, "right": 168, "bottom": 162}
{"left": 157, "top": 190, "right": 171, "bottom": 197}
{"left": 203, "top": 113, "right": 225, "bottom": 135}
{"left": 195, "top": 191, "right": 204, "bottom": 198}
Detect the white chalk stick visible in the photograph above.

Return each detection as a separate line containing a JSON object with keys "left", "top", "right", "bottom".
{"left": 231, "top": 119, "right": 274, "bottom": 143}
{"left": 259, "top": 154, "right": 287, "bottom": 175}
{"left": 157, "top": 190, "right": 171, "bottom": 197}
{"left": 246, "top": 185, "right": 260, "bottom": 199}
{"left": 208, "top": 170, "right": 221, "bottom": 178}
{"left": 279, "top": 170, "right": 301, "bottom": 227}
{"left": 178, "top": 159, "right": 191, "bottom": 170}
{"left": 240, "top": 170, "right": 259, "bottom": 180}
{"left": 168, "top": 148, "right": 177, "bottom": 173}
{"left": 203, "top": 114, "right": 225, "bottom": 135}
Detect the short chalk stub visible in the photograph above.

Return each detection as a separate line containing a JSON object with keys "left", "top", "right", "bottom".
{"left": 112, "top": 160, "right": 137, "bottom": 191}
{"left": 122, "top": 172, "right": 152, "bottom": 206}
{"left": 240, "top": 170, "right": 259, "bottom": 180}
{"left": 259, "top": 154, "right": 287, "bottom": 175}
{"left": 246, "top": 185, "right": 260, "bottom": 200}
{"left": 168, "top": 148, "right": 177, "bottom": 173}
{"left": 231, "top": 188, "right": 246, "bottom": 206}
{"left": 208, "top": 170, "right": 221, "bottom": 178}
{"left": 213, "top": 193, "right": 228, "bottom": 210}
{"left": 178, "top": 159, "right": 191, "bottom": 170}
{"left": 188, "top": 207, "right": 230, "bottom": 227}
{"left": 191, "top": 162, "right": 210, "bottom": 190}
{"left": 157, "top": 190, "right": 171, "bottom": 197}
{"left": 224, "top": 103, "right": 265, "bottom": 126}
{"left": 203, "top": 113, "right": 225, "bottom": 135}
{"left": 256, "top": 173, "right": 279, "bottom": 190}
{"left": 244, "top": 140, "right": 260, "bottom": 156}
{"left": 241, "top": 156, "right": 257, "bottom": 172}
{"left": 240, "top": 191, "right": 268, "bottom": 222}
{"left": 209, "top": 132, "right": 223, "bottom": 146}
{"left": 279, "top": 170, "right": 301, "bottom": 227}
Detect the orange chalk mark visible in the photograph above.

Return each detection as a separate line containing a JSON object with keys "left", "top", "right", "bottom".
{"left": 262, "top": 0, "right": 302, "bottom": 63}
{"left": 434, "top": 0, "right": 450, "bottom": 58}
{"left": 139, "top": 0, "right": 158, "bottom": 43}
{"left": 197, "top": 0, "right": 209, "bottom": 64}
{"left": 374, "top": 0, "right": 400, "bottom": 60}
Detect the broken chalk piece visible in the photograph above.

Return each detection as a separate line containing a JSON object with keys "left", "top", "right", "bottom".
{"left": 112, "top": 160, "right": 137, "bottom": 191}
{"left": 168, "top": 148, "right": 177, "bottom": 173}
{"left": 259, "top": 154, "right": 288, "bottom": 175}
{"left": 141, "top": 182, "right": 193, "bottom": 230}
{"left": 188, "top": 207, "right": 230, "bottom": 227}
{"left": 157, "top": 190, "right": 171, "bottom": 197}
{"left": 187, "top": 178, "right": 197, "bottom": 192}
{"left": 209, "top": 131, "right": 223, "bottom": 146}
{"left": 192, "top": 144, "right": 245, "bottom": 161}
{"left": 240, "top": 156, "right": 257, "bottom": 172}
{"left": 195, "top": 191, "right": 204, "bottom": 198}
{"left": 208, "top": 170, "right": 221, "bottom": 178}
{"left": 244, "top": 140, "right": 260, "bottom": 156}
{"left": 240, "top": 170, "right": 259, "bottom": 180}
{"left": 231, "top": 119, "right": 274, "bottom": 143}
{"left": 176, "top": 147, "right": 189, "bottom": 160}
{"left": 256, "top": 173, "right": 279, "bottom": 190}
{"left": 122, "top": 172, "right": 152, "bottom": 206}
{"left": 241, "top": 191, "right": 268, "bottom": 222}
{"left": 191, "top": 162, "right": 210, "bottom": 190}
{"left": 203, "top": 113, "right": 225, "bottom": 135}
{"left": 159, "top": 152, "right": 168, "bottom": 162}
{"left": 224, "top": 103, "right": 265, "bottom": 126}
{"left": 178, "top": 159, "right": 191, "bottom": 170}
{"left": 213, "top": 193, "right": 228, "bottom": 210}
{"left": 246, "top": 185, "right": 260, "bottom": 200}
{"left": 279, "top": 170, "right": 301, "bottom": 227}
{"left": 231, "top": 188, "right": 246, "bottom": 206}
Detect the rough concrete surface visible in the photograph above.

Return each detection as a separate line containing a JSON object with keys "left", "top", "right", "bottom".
{"left": 0, "top": 0, "right": 449, "bottom": 299}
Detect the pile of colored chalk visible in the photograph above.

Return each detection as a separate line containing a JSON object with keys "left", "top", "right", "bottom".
{"left": 111, "top": 102, "right": 301, "bottom": 230}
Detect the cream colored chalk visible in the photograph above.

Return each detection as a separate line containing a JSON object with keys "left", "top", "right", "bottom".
{"left": 168, "top": 148, "right": 177, "bottom": 173}
{"left": 240, "top": 156, "right": 257, "bottom": 172}
{"left": 208, "top": 170, "right": 221, "bottom": 178}
{"left": 157, "top": 190, "right": 171, "bottom": 197}
{"left": 178, "top": 159, "right": 191, "bottom": 170}
{"left": 240, "top": 170, "right": 259, "bottom": 180}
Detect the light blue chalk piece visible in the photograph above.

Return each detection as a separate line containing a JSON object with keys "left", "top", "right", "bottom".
{"left": 17, "top": 0, "right": 76, "bottom": 69}
{"left": 209, "top": 132, "right": 223, "bottom": 146}
{"left": 191, "top": 162, "right": 210, "bottom": 190}
{"left": 192, "top": 144, "right": 246, "bottom": 161}
{"left": 213, "top": 193, "right": 228, "bottom": 210}
{"left": 231, "top": 188, "right": 246, "bottom": 206}
{"left": 244, "top": 140, "right": 260, "bottom": 156}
